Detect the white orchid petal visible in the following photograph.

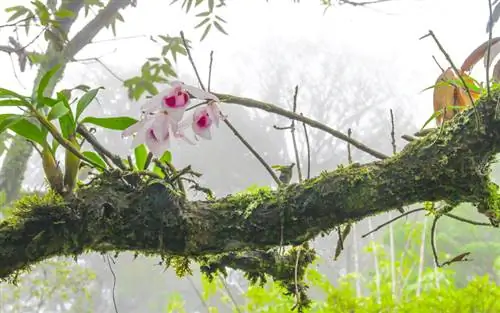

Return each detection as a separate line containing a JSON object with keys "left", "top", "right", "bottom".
{"left": 166, "top": 107, "right": 186, "bottom": 121}
{"left": 207, "top": 103, "right": 221, "bottom": 127}
{"left": 129, "top": 118, "right": 155, "bottom": 147}
{"left": 122, "top": 120, "right": 144, "bottom": 138}
{"left": 182, "top": 83, "right": 219, "bottom": 101}
{"left": 131, "top": 131, "right": 147, "bottom": 147}
{"left": 197, "top": 128, "right": 212, "bottom": 140}
{"left": 146, "top": 137, "right": 169, "bottom": 157}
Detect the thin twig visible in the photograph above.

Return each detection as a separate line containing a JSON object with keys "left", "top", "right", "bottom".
{"left": 487, "top": 0, "right": 494, "bottom": 96}
{"left": 106, "top": 254, "right": 119, "bottom": 313}
{"left": 218, "top": 273, "right": 242, "bottom": 313}
{"left": 8, "top": 53, "right": 26, "bottom": 90}
{"left": 301, "top": 114, "right": 311, "bottom": 180}
{"left": 77, "top": 124, "right": 126, "bottom": 170}
{"left": 362, "top": 208, "right": 425, "bottom": 238}
{"left": 143, "top": 152, "right": 153, "bottom": 170}
{"left": 20, "top": 26, "right": 48, "bottom": 51}
{"left": 444, "top": 213, "right": 492, "bottom": 226}
{"left": 127, "top": 155, "right": 134, "bottom": 170}
{"left": 339, "top": 0, "right": 394, "bottom": 6}
{"left": 0, "top": 16, "right": 34, "bottom": 29}
{"left": 291, "top": 86, "right": 302, "bottom": 183}
{"left": 180, "top": 31, "right": 206, "bottom": 91}
{"left": 347, "top": 128, "right": 353, "bottom": 164}
{"left": 180, "top": 36, "right": 281, "bottom": 185}
{"left": 293, "top": 248, "right": 301, "bottom": 309}
{"left": 390, "top": 109, "right": 404, "bottom": 214}
{"left": 390, "top": 109, "right": 397, "bottom": 154}
{"left": 208, "top": 51, "right": 214, "bottom": 92}
{"left": 430, "top": 214, "right": 441, "bottom": 267}
{"left": 186, "top": 276, "right": 210, "bottom": 312}
{"left": 224, "top": 119, "right": 281, "bottom": 185}
{"left": 216, "top": 93, "right": 389, "bottom": 160}
{"left": 420, "top": 30, "right": 479, "bottom": 125}
{"left": 432, "top": 55, "right": 445, "bottom": 72}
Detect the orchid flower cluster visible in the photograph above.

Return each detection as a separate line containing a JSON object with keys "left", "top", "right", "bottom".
{"left": 122, "top": 81, "right": 223, "bottom": 156}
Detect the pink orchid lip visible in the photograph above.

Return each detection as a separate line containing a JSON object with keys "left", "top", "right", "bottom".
{"left": 162, "top": 91, "right": 190, "bottom": 109}
{"left": 196, "top": 113, "right": 212, "bottom": 128}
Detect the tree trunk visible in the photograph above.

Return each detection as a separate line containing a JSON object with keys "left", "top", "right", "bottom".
{"left": 0, "top": 0, "right": 132, "bottom": 203}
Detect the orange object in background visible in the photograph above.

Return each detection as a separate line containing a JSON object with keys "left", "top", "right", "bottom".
{"left": 433, "top": 37, "right": 500, "bottom": 126}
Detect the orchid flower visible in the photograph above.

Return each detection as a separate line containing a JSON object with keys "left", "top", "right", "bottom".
{"left": 141, "top": 81, "right": 219, "bottom": 122}
{"left": 206, "top": 100, "right": 225, "bottom": 127}
{"left": 192, "top": 106, "right": 214, "bottom": 140}
{"left": 122, "top": 113, "right": 173, "bottom": 156}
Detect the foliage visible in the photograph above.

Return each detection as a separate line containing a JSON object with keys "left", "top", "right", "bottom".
{"left": 0, "top": 259, "right": 96, "bottom": 313}
{"left": 161, "top": 242, "right": 500, "bottom": 313}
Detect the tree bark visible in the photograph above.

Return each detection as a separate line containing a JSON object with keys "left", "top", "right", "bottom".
{"left": 1, "top": 93, "right": 500, "bottom": 282}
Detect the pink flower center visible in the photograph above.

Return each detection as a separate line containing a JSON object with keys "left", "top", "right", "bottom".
{"left": 163, "top": 90, "right": 189, "bottom": 108}
{"left": 196, "top": 113, "right": 211, "bottom": 128}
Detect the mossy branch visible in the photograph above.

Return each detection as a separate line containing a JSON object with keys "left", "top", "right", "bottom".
{"left": 1, "top": 91, "right": 500, "bottom": 285}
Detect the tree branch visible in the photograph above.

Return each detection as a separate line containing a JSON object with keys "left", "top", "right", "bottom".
{"left": 1, "top": 91, "right": 500, "bottom": 281}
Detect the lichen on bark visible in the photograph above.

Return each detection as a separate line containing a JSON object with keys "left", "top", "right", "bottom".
{"left": 1, "top": 87, "right": 500, "bottom": 309}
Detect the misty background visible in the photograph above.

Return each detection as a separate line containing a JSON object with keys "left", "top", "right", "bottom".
{"left": 0, "top": 0, "right": 499, "bottom": 312}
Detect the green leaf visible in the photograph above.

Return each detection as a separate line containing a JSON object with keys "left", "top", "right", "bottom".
{"left": 134, "top": 144, "right": 147, "bottom": 170}
{"left": 0, "top": 99, "right": 29, "bottom": 107}
{"left": 55, "top": 92, "right": 76, "bottom": 138}
{"left": 153, "top": 151, "right": 172, "bottom": 176}
{"left": 47, "top": 101, "right": 70, "bottom": 120}
{"left": 213, "top": 20, "right": 228, "bottom": 35}
{"left": 200, "top": 24, "right": 212, "bottom": 41}
{"left": 75, "top": 87, "right": 103, "bottom": 121}
{"left": 8, "top": 118, "right": 47, "bottom": 146}
{"left": 32, "top": 0, "right": 50, "bottom": 25}
{"left": 36, "top": 65, "right": 62, "bottom": 107}
{"left": 54, "top": 8, "right": 75, "bottom": 18}
{"left": 82, "top": 151, "right": 107, "bottom": 169}
{"left": 421, "top": 110, "right": 443, "bottom": 130}
{"left": 195, "top": 17, "right": 210, "bottom": 29}
{"left": 0, "top": 88, "right": 30, "bottom": 105}
{"left": 208, "top": 0, "right": 214, "bottom": 12}
{"left": 0, "top": 114, "right": 22, "bottom": 133}
{"left": 6, "top": 6, "right": 29, "bottom": 22}
{"left": 80, "top": 116, "right": 138, "bottom": 130}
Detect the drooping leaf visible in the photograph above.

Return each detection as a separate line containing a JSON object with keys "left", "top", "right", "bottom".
{"left": 0, "top": 114, "right": 22, "bottom": 134}
{"left": 80, "top": 116, "right": 138, "bottom": 130}
{"left": 47, "top": 101, "right": 70, "bottom": 120}
{"left": 0, "top": 88, "right": 30, "bottom": 106}
{"left": 0, "top": 99, "right": 29, "bottom": 107}
{"left": 82, "top": 151, "right": 107, "bottom": 170}
{"left": 75, "top": 87, "right": 103, "bottom": 121}
{"left": 8, "top": 118, "right": 47, "bottom": 146}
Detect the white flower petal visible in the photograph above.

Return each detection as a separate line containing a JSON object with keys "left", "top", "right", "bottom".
{"left": 182, "top": 83, "right": 219, "bottom": 101}
{"left": 166, "top": 107, "right": 186, "bottom": 121}
{"left": 197, "top": 128, "right": 212, "bottom": 140}
{"left": 122, "top": 119, "right": 146, "bottom": 138}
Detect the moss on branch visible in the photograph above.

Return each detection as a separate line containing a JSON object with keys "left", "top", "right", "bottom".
{"left": 2, "top": 90, "right": 500, "bottom": 303}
